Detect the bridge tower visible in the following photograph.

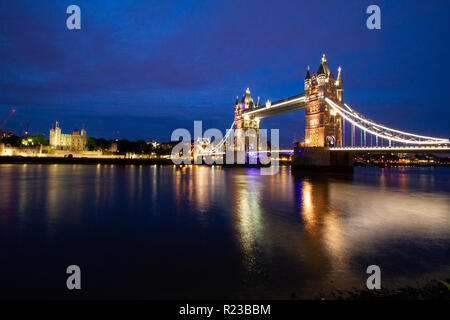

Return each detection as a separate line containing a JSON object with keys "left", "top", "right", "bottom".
{"left": 234, "top": 88, "right": 261, "bottom": 152}
{"left": 304, "top": 54, "right": 343, "bottom": 147}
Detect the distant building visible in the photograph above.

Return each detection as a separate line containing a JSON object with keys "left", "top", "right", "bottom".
{"left": 49, "top": 121, "right": 87, "bottom": 151}
{"left": 147, "top": 140, "right": 159, "bottom": 149}
{"left": 157, "top": 141, "right": 180, "bottom": 150}
{"left": 109, "top": 142, "right": 118, "bottom": 153}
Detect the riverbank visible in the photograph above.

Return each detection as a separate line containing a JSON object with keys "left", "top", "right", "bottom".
{"left": 320, "top": 279, "right": 450, "bottom": 300}
{"left": 0, "top": 156, "right": 273, "bottom": 167}
{"left": 0, "top": 156, "right": 174, "bottom": 165}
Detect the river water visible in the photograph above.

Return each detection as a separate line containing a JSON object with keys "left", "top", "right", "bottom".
{"left": 0, "top": 164, "right": 449, "bottom": 299}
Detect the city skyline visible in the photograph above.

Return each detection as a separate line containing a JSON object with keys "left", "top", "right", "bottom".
{"left": 1, "top": 0, "right": 449, "bottom": 147}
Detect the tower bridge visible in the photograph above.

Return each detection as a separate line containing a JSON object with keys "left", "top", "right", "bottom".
{"left": 235, "top": 54, "right": 345, "bottom": 149}
{"left": 206, "top": 54, "right": 449, "bottom": 169}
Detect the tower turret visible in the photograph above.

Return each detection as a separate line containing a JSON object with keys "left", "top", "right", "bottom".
{"left": 336, "top": 66, "right": 343, "bottom": 102}
{"left": 304, "top": 66, "right": 311, "bottom": 101}
{"left": 336, "top": 66, "right": 342, "bottom": 86}
{"left": 316, "top": 54, "right": 327, "bottom": 87}
{"left": 305, "top": 65, "right": 311, "bottom": 80}
{"left": 241, "top": 88, "right": 254, "bottom": 110}
{"left": 304, "top": 66, "right": 311, "bottom": 84}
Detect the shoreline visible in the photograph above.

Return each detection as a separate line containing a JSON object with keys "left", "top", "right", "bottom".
{"left": 0, "top": 156, "right": 272, "bottom": 167}
{"left": 0, "top": 156, "right": 448, "bottom": 168}
{"left": 321, "top": 279, "right": 450, "bottom": 300}
{"left": 0, "top": 156, "right": 174, "bottom": 166}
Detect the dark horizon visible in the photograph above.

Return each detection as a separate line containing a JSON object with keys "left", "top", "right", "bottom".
{"left": 1, "top": 0, "right": 449, "bottom": 147}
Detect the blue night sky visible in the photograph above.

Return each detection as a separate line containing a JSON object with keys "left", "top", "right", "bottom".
{"left": 0, "top": 0, "right": 449, "bottom": 146}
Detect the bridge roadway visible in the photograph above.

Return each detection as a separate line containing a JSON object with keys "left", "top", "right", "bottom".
{"left": 242, "top": 94, "right": 306, "bottom": 119}
{"left": 253, "top": 146, "right": 450, "bottom": 154}
{"left": 212, "top": 146, "right": 450, "bottom": 155}
{"left": 328, "top": 146, "right": 450, "bottom": 153}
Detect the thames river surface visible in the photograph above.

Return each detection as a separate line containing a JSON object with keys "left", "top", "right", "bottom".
{"left": 0, "top": 164, "right": 449, "bottom": 299}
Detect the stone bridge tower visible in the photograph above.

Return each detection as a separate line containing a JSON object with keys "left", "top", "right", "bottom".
{"left": 304, "top": 54, "right": 343, "bottom": 147}
{"left": 234, "top": 88, "right": 261, "bottom": 152}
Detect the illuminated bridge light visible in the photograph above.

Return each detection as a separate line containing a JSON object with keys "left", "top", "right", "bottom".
{"left": 243, "top": 96, "right": 306, "bottom": 117}
{"left": 330, "top": 146, "right": 450, "bottom": 152}
{"left": 325, "top": 98, "right": 449, "bottom": 145}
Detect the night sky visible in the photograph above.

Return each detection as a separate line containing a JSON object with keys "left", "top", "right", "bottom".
{"left": 0, "top": 0, "right": 449, "bottom": 147}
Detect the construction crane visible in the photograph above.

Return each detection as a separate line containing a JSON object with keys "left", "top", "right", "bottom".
{"left": 0, "top": 109, "right": 16, "bottom": 131}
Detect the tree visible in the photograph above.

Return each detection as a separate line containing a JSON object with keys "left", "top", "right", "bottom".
{"left": 86, "top": 137, "right": 111, "bottom": 151}
{"left": 134, "top": 140, "right": 148, "bottom": 154}
{"left": 3, "top": 135, "right": 22, "bottom": 147}
{"left": 30, "top": 134, "right": 48, "bottom": 145}
{"left": 86, "top": 137, "right": 98, "bottom": 151}
{"left": 96, "top": 138, "right": 110, "bottom": 151}
{"left": 2, "top": 135, "right": 22, "bottom": 147}
{"left": 117, "top": 139, "right": 134, "bottom": 154}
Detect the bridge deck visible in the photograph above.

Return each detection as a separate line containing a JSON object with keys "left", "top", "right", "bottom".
{"left": 330, "top": 146, "right": 450, "bottom": 153}
{"left": 243, "top": 93, "right": 306, "bottom": 119}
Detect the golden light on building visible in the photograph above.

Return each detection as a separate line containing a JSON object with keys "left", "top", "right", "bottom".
{"left": 49, "top": 121, "right": 87, "bottom": 151}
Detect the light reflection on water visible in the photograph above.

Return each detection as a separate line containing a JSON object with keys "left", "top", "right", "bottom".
{"left": 0, "top": 164, "right": 449, "bottom": 299}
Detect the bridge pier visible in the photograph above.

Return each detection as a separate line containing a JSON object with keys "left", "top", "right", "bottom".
{"left": 292, "top": 145, "right": 353, "bottom": 173}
